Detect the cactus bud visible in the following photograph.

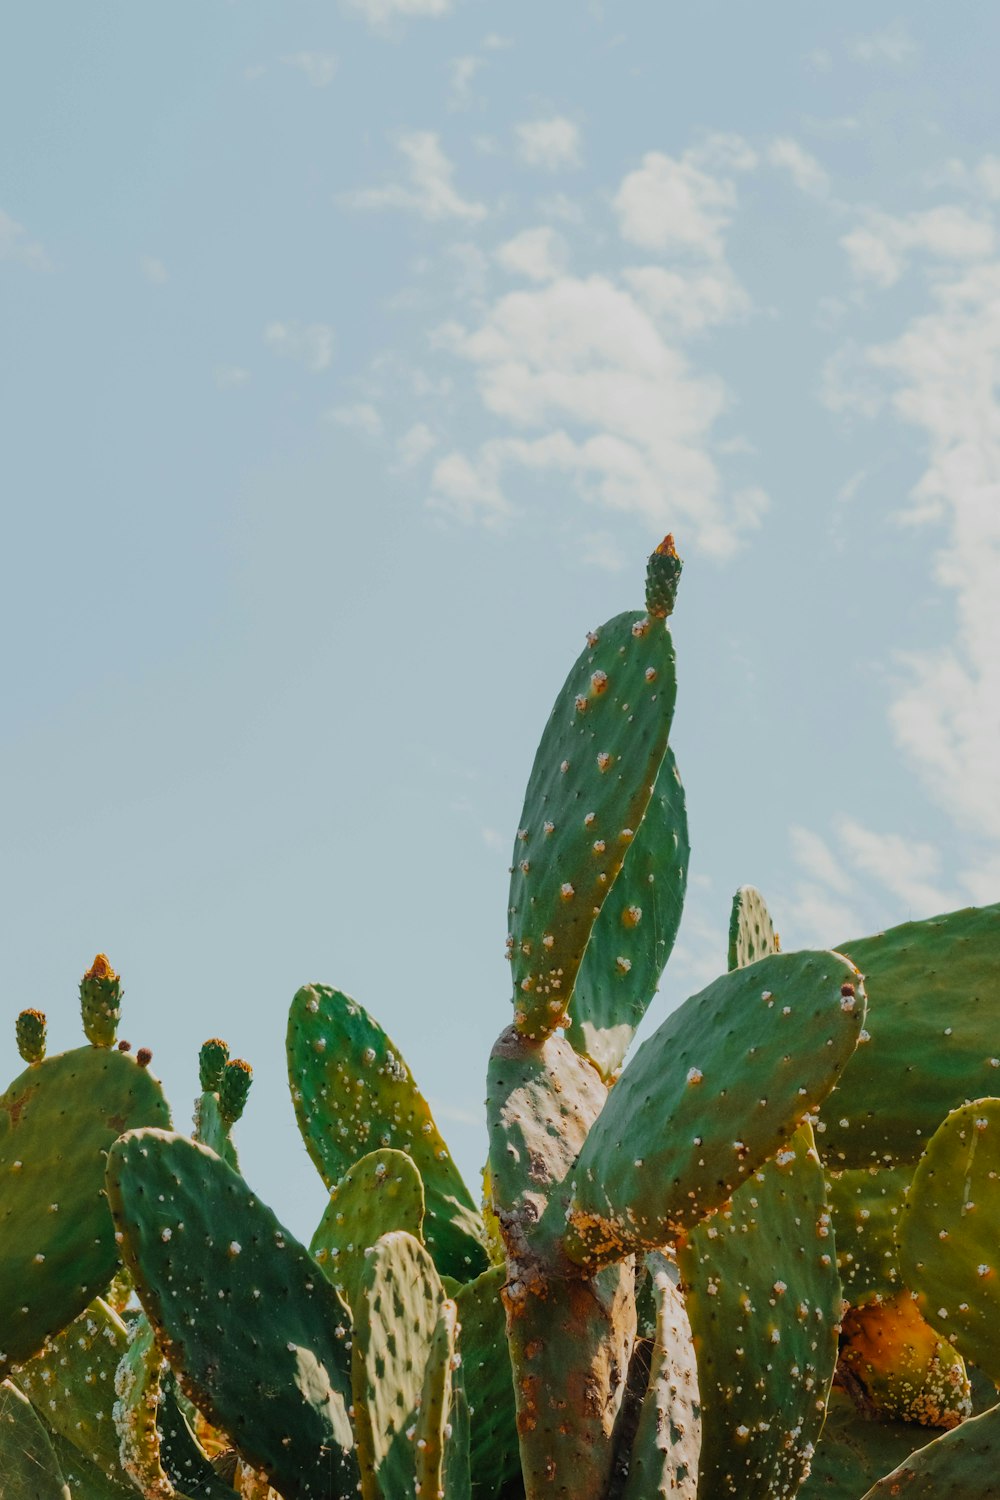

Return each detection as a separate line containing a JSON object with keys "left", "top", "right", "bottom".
{"left": 16, "top": 1008, "right": 47, "bottom": 1064}
{"left": 219, "top": 1058, "right": 253, "bottom": 1127}
{"left": 118, "top": 1039, "right": 132, "bottom": 1052}
{"left": 199, "top": 1037, "right": 230, "bottom": 1092}
{"left": 80, "top": 953, "right": 121, "bottom": 1048}
{"left": 645, "top": 534, "right": 683, "bottom": 619}
{"left": 136, "top": 1047, "right": 153, "bottom": 1068}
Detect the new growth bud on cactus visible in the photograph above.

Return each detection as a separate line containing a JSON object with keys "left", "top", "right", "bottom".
{"left": 15, "top": 1008, "right": 46, "bottom": 1064}
{"left": 198, "top": 1037, "right": 230, "bottom": 1092}
{"left": 645, "top": 533, "right": 683, "bottom": 618}
{"left": 80, "top": 952, "right": 121, "bottom": 1047}
{"left": 218, "top": 1058, "right": 252, "bottom": 1126}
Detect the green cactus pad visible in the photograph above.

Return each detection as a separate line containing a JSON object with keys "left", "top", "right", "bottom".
{"left": 13, "top": 1297, "right": 128, "bottom": 1486}
{"left": 565, "top": 748, "right": 689, "bottom": 1081}
{"left": 79, "top": 956, "right": 122, "bottom": 1049}
{"left": 16, "top": 1009, "right": 47, "bottom": 1065}
{"left": 192, "top": 1090, "right": 239, "bottom": 1170}
{"left": 620, "top": 1254, "right": 700, "bottom": 1500}
{"left": 198, "top": 1039, "right": 229, "bottom": 1093}
{"left": 677, "top": 1122, "right": 839, "bottom": 1499}
{"left": 156, "top": 1376, "right": 235, "bottom": 1499}
{"left": 507, "top": 610, "right": 677, "bottom": 1040}
{"left": 0, "top": 1379, "right": 71, "bottom": 1500}
{"left": 0, "top": 1046, "right": 170, "bottom": 1372}
{"left": 218, "top": 1059, "right": 252, "bottom": 1128}
{"left": 45, "top": 1426, "right": 134, "bottom": 1499}
{"left": 106, "top": 1129, "right": 357, "bottom": 1500}
{"left": 827, "top": 1166, "right": 909, "bottom": 1307}
{"left": 819, "top": 902, "right": 1000, "bottom": 1168}
{"left": 796, "top": 1388, "right": 926, "bottom": 1499}
{"left": 287, "top": 985, "right": 487, "bottom": 1283}
{"left": 114, "top": 1314, "right": 179, "bottom": 1499}
{"left": 564, "top": 949, "right": 865, "bottom": 1264}
{"left": 452, "top": 1266, "right": 519, "bottom": 1500}
{"left": 350, "top": 1229, "right": 446, "bottom": 1500}
{"left": 310, "top": 1148, "right": 425, "bottom": 1308}
{"left": 898, "top": 1098, "right": 1000, "bottom": 1384}
{"left": 415, "top": 1299, "right": 471, "bottom": 1500}
{"left": 859, "top": 1399, "right": 1000, "bottom": 1498}
{"left": 645, "top": 534, "right": 683, "bottom": 619}
{"left": 727, "top": 886, "right": 779, "bottom": 972}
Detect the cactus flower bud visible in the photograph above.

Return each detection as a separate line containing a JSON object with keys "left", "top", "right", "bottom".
{"left": 219, "top": 1058, "right": 253, "bottom": 1127}
{"left": 645, "top": 534, "right": 683, "bottom": 619}
{"left": 80, "top": 953, "right": 122, "bottom": 1048}
{"left": 16, "top": 1008, "right": 47, "bottom": 1064}
{"left": 199, "top": 1037, "right": 231, "bottom": 1092}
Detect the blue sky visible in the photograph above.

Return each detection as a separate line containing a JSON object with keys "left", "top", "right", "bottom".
{"left": 3, "top": 2, "right": 999, "bottom": 1239}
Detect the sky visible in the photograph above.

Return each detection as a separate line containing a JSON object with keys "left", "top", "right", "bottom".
{"left": 3, "top": 2, "right": 1000, "bottom": 1241}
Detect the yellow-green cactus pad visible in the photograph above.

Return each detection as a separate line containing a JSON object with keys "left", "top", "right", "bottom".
{"left": 309, "top": 1148, "right": 425, "bottom": 1309}
{"left": 0, "top": 1379, "right": 71, "bottom": 1500}
{"left": 827, "top": 1165, "right": 909, "bottom": 1308}
{"left": 620, "top": 1254, "right": 700, "bottom": 1500}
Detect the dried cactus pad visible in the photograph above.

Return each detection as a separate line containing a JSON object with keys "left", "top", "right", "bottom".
{"left": 819, "top": 902, "right": 1000, "bottom": 1168}
{"left": 0, "top": 1046, "right": 170, "bottom": 1372}
{"left": 106, "top": 1129, "right": 357, "bottom": 1500}
{"left": 566, "top": 949, "right": 865, "bottom": 1261}
{"left": 288, "top": 985, "right": 487, "bottom": 1283}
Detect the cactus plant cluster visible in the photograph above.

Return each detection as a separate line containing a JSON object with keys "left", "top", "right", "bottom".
{"left": 2, "top": 539, "right": 999, "bottom": 1500}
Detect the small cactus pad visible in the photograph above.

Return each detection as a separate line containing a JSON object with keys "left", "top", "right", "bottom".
{"left": 645, "top": 534, "right": 683, "bottom": 619}
{"left": 898, "top": 1098, "right": 1000, "bottom": 1384}
{"left": 309, "top": 1148, "right": 425, "bottom": 1309}
{"left": 620, "top": 1254, "right": 700, "bottom": 1500}
{"left": 80, "top": 955, "right": 122, "bottom": 1049}
{"left": 16, "top": 1009, "right": 47, "bottom": 1065}
{"left": 565, "top": 748, "right": 689, "bottom": 1080}
{"left": 452, "top": 1267, "right": 519, "bottom": 1500}
{"left": 564, "top": 949, "right": 865, "bottom": 1263}
{"left": 156, "top": 1376, "right": 236, "bottom": 1499}
{"left": 859, "top": 1399, "right": 1000, "bottom": 1498}
{"left": 819, "top": 902, "right": 1000, "bottom": 1167}
{"left": 0, "top": 1379, "right": 71, "bottom": 1499}
{"left": 414, "top": 1299, "right": 471, "bottom": 1500}
{"left": 727, "top": 886, "right": 779, "bottom": 972}
{"left": 106, "top": 1129, "right": 357, "bottom": 1500}
{"left": 507, "top": 609, "right": 677, "bottom": 1039}
{"left": 827, "top": 1166, "right": 909, "bottom": 1307}
{"left": 287, "top": 985, "right": 487, "bottom": 1282}
{"left": 796, "top": 1388, "right": 926, "bottom": 1499}
{"left": 198, "top": 1038, "right": 230, "bottom": 1092}
{"left": 13, "top": 1297, "right": 129, "bottom": 1486}
{"left": 218, "top": 1058, "right": 253, "bottom": 1127}
{"left": 0, "top": 1045, "right": 170, "bottom": 1372}
{"left": 677, "top": 1123, "right": 840, "bottom": 1499}
{"left": 838, "top": 1294, "right": 970, "bottom": 1429}
{"left": 350, "top": 1230, "right": 446, "bottom": 1499}
{"left": 114, "top": 1313, "right": 175, "bottom": 1497}
{"left": 193, "top": 1089, "right": 239, "bottom": 1170}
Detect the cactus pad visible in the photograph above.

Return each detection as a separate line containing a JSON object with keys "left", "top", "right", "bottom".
{"left": 218, "top": 1059, "right": 252, "bottom": 1128}
{"left": 0, "top": 1046, "right": 170, "bottom": 1371}
{"left": 565, "top": 748, "right": 689, "bottom": 1080}
{"left": 0, "top": 1379, "right": 71, "bottom": 1499}
{"left": 859, "top": 1399, "right": 1000, "bottom": 1498}
{"left": 819, "top": 902, "right": 1000, "bottom": 1167}
{"left": 727, "top": 886, "right": 779, "bottom": 972}
{"left": 415, "top": 1299, "right": 471, "bottom": 1500}
{"left": 645, "top": 534, "right": 683, "bottom": 619}
{"left": 309, "top": 1148, "right": 425, "bottom": 1309}
{"left": 452, "top": 1266, "right": 519, "bottom": 1500}
{"left": 80, "top": 956, "right": 122, "bottom": 1049}
{"left": 106, "top": 1129, "right": 357, "bottom": 1500}
{"left": 898, "top": 1098, "right": 1000, "bottom": 1384}
{"left": 288, "top": 985, "right": 487, "bottom": 1282}
{"left": 826, "top": 1165, "right": 909, "bottom": 1308}
{"left": 796, "top": 1388, "right": 926, "bottom": 1499}
{"left": 198, "top": 1039, "right": 229, "bottom": 1092}
{"left": 677, "top": 1122, "right": 840, "bottom": 1499}
{"left": 16, "top": 1009, "right": 47, "bottom": 1065}
{"left": 507, "top": 610, "right": 677, "bottom": 1039}
{"left": 838, "top": 1294, "right": 970, "bottom": 1429}
{"left": 620, "top": 1254, "right": 700, "bottom": 1500}
{"left": 564, "top": 949, "right": 865, "bottom": 1262}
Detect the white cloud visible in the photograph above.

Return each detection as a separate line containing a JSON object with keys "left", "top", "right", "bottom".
{"left": 214, "top": 365, "right": 250, "bottom": 389}
{"left": 624, "top": 264, "right": 749, "bottom": 334}
{"left": 0, "top": 210, "right": 51, "bottom": 271}
{"left": 140, "top": 255, "right": 168, "bottom": 285}
{"left": 342, "top": 132, "right": 486, "bottom": 222}
{"left": 515, "top": 117, "right": 581, "bottom": 172}
{"left": 495, "top": 226, "right": 567, "bottom": 282}
{"left": 327, "top": 401, "right": 382, "bottom": 436}
{"left": 396, "top": 422, "right": 438, "bottom": 468}
{"left": 789, "top": 825, "right": 853, "bottom": 897}
{"left": 428, "top": 450, "right": 510, "bottom": 526}
{"left": 449, "top": 56, "right": 481, "bottom": 109}
{"left": 344, "top": 0, "right": 451, "bottom": 29}
{"left": 768, "top": 137, "right": 829, "bottom": 197}
{"left": 837, "top": 818, "right": 957, "bottom": 916}
{"left": 842, "top": 207, "right": 995, "bottom": 288}
{"left": 854, "top": 20, "right": 918, "bottom": 66}
{"left": 614, "top": 145, "right": 747, "bottom": 259}
{"left": 264, "top": 320, "right": 335, "bottom": 372}
{"left": 281, "top": 52, "right": 339, "bottom": 87}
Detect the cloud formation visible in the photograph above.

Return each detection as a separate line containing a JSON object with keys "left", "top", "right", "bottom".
{"left": 264, "top": 320, "right": 335, "bottom": 372}
{"left": 343, "top": 133, "right": 486, "bottom": 222}
{"left": 515, "top": 117, "right": 581, "bottom": 171}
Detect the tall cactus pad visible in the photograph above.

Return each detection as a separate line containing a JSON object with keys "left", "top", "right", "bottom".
{"left": 114, "top": 1313, "right": 192, "bottom": 1500}
{"left": 645, "top": 535, "right": 683, "bottom": 619}
{"left": 0, "top": 1379, "right": 71, "bottom": 1500}
{"left": 106, "top": 1129, "right": 357, "bottom": 1500}
{"left": 288, "top": 985, "right": 487, "bottom": 1282}
{"left": 565, "top": 950, "right": 865, "bottom": 1263}
{"left": 899, "top": 1098, "right": 1000, "bottom": 1384}
{"left": 827, "top": 1166, "right": 909, "bottom": 1307}
{"left": 507, "top": 610, "right": 677, "bottom": 1040}
{"left": 310, "top": 1148, "right": 425, "bottom": 1309}
{"left": 80, "top": 955, "right": 122, "bottom": 1049}
{"left": 218, "top": 1059, "right": 253, "bottom": 1127}
{"left": 838, "top": 1294, "right": 970, "bottom": 1429}
{"left": 566, "top": 749, "right": 689, "bottom": 1080}
{"left": 728, "top": 886, "right": 779, "bottom": 972}
{"left": 677, "top": 1123, "right": 839, "bottom": 1499}
{"left": 859, "top": 1399, "right": 1000, "bottom": 1498}
{"left": 620, "top": 1256, "right": 700, "bottom": 1500}
{"left": 198, "top": 1039, "right": 229, "bottom": 1092}
{"left": 13, "top": 1297, "right": 129, "bottom": 1486}
{"left": 796, "top": 1389, "right": 926, "bottom": 1499}
{"left": 452, "top": 1267, "right": 519, "bottom": 1500}
{"left": 0, "top": 1046, "right": 170, "bottom": 1372}
{"left": 819, "top": 902, "right": 1000, "bottom": 1167}
{"left": 350, "top": 1230, "right": 446, "bottom": 1500}
{"left": 415, "top": 1299, "right": 471, "bottom": 1500}
{"left": 16, "top": 1009, "right": 47, "bottom": 1065}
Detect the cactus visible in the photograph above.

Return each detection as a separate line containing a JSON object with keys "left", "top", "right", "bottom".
{"left": 80, "top": 954, "right": 122, "bottom": 1049}
{"left": 16, "top": 1007, "right": 47, "bottom": 1065}
{"left": 310, "top": 1147, "right": 426, "bottom": 1308}
{"left": 0, "top": 1377, "right": 71, "bottom": 1499}
{"left": 618, "top": 1254, "right": 700, "bottom": 1499}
